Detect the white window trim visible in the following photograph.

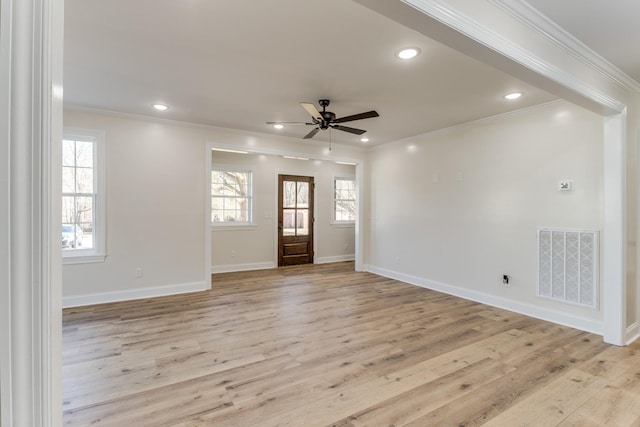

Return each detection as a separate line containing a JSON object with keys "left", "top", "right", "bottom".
{"left": 331, "top": 176, "right": 356, "bottom": 226}
{"left": 331, "top": 222, "right": 356, "bottom": 228}
{"left": 62, "top": 128, "right": 106, "bottom": 264}
{"left": 211, "top": 165, "right": 256, "bottom": 228}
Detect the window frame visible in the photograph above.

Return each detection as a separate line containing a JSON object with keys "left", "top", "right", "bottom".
{"left": 62, "top": 128, "right": 106, "bottom": 264}
{"left": 210, "top": 166, "right": 255, "bottom": 228}
{"left": 332, "top": 176, "right": 356, "bottom": 226}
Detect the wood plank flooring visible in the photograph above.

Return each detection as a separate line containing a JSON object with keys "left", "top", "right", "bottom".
{"left": 62, "top": 262, "right": 640, "bottom": 426}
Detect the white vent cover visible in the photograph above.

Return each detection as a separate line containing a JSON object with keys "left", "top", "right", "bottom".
{"left": 537, "top": 228, "right": 599, "bottom": 309}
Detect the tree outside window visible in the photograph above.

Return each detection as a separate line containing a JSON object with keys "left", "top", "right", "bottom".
{"left": 62, "top": 137, "right": 96, "bottom": 250}
{"left": 211, "top": 170, "right": 252, "bottom": 224}
{"left": 334, "top": 178, "right": 356, "bottom": 222}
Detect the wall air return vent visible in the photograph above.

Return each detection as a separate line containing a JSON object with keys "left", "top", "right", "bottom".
{"left": 537, "top": 228, "right": 599, "bottom": 309}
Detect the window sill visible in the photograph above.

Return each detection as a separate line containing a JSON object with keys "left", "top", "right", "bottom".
{"left": 62, "top": 253, "right": 107, "bottom": 265}
{"left": 211, "top": 223, "right": 258, "bottom": 231}
{"left": 330, "top": 222, "right": 355, "bottom": 228}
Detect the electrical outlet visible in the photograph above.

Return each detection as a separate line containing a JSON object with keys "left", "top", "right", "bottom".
{"left": 502, "top": 274, "right": 511, "bottom": 287}
{"left": 135, "top": 267, "right": 143, "bottom": 278}
{"left": 343, "top": 243, "right": 348, "bottom": 250}
{"left": 230, "top": 249, "right": 237, "bottom": 258}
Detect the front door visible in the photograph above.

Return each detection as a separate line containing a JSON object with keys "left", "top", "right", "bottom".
{"left": 278, "top": 174, "right": 314, "bottom": 266}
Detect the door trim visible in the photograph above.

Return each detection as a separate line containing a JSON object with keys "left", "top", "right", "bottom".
{"left": 273, "top": 170, "right": 318, "bottom": 267}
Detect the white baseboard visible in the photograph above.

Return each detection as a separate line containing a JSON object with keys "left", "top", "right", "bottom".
{"left": 364, "top": 264, "right": 603, "bottom": 336}
{"left": 316, "top": 254, "right": 355, "bottom": 264}
{"left": 62, "top": 280, "right": 210, "bottom": 308}
{"left": 211, "top": 257, "right": 353, "bottom": 273}
{"left": 211, "top": 261, "right": 275, "bottom": 274}
{"left": 626, "top": 322, "right": 639, "bottom": 345}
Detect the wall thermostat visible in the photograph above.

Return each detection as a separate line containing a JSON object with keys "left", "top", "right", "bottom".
{"left": 558, "top": 180, "right": 573, "bottom": 192}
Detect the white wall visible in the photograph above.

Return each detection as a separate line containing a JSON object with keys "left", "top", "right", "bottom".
{"left": 359, "top": 0, "right": 640, "bottom": 346}
{"left": 366, "top": 101, "right": 605, "bottom": 330}
{"left": 210, "top": 151, "right": 356, "bottom": 271}
{"left": 62, "top": 109, "right": 365, "bottom": 306}
{"left": 61, "top": 101, "right": 610, "bottom": 334}
{"left": 62, "top": 111, "right": 208, "bottom": 304}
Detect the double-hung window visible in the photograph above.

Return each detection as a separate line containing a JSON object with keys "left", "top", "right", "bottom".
{"left": 62, "top": 129, "right": 105, "bottom": 263}
{"left": 211, "top": 169, "right": 253, "bottom": 225}
{"left": 333, "top": 177, "right": 356, "bottom": 223}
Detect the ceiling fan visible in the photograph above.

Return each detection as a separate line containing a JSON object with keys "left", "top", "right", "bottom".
{"left": 267, "top": 99, "right": 379, "bottom": 139}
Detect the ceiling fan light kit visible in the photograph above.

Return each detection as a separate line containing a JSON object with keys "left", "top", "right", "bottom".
{"left": 267, "top": 99, "right": 379, "bottom": 140}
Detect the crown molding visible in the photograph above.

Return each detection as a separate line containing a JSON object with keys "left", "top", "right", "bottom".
{"left": 63, "top": 105, "right": 366, "bottom": 153}
{"left": 402, "top": 0, "right": 626, "bottom": 113}
{"left": 371, "top": 99, "right": 566, "bottom": 151}
{"left": 490, "top": 0, "right": 640, "bottom": 95}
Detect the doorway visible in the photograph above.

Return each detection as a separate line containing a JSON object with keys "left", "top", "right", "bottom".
{"left": 278, "top": 174, "right": 314, "bottom": 266}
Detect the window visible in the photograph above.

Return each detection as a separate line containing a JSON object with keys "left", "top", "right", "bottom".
{"left": 211, "top": 169, "right": 253, "bottom": 224}
{"left": 334, "top": 177, "right": 356, "bottom": 223}
{"left": 62, "top": 129, "right": 105, "bottom": 263}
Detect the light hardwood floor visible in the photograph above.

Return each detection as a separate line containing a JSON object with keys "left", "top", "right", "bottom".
{"left": 63, "top": 262, "right": 640, "bottom": 426}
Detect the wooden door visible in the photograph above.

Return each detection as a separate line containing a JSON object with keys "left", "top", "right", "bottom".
{"left": 278, "top": 175, "right": 314, "bottom": 266}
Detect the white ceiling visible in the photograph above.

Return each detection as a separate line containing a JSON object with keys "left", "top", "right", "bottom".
{"left": 63, "top": 0, "right": 637, "bottom": 147}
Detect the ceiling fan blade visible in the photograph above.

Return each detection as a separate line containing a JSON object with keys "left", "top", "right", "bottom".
{"left": 266, "top": 121, "right": 315, "bottom": 125}
{"left": 333, "top": 110, "right": 379, "bottom": 124}
{"left": 300, "top": 102, "right": 322, "bottom": 120}
{"left": 303, "top": 127, "right": 320, "bottom": 139}
{"left": 331, "top": 125, "right": 367, "bottom": 135}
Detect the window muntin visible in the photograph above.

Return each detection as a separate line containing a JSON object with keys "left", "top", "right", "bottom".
{"left": 62, "top": 137, "right": 96, "bottom": 250}
{"left": 62, "top": 129, "right": 105, "bottom": 263}
{"left": 334, "top": 177, "right": 356, "bottom": 222}
{"left": 211, "top": 170, "right": 253, "bottom": 224}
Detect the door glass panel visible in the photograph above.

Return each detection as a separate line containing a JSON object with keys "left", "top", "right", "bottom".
{"left": 283, "top": 181, "right": 296, "bottom": 208}
{"left": 296, "top": 209, "right": 309, "bottom": 236}
{"left": 297, "top": 182, "right": 309, "bottom": 208}
{"left": 283, "top": 209, "right": 296, "bottom": 236}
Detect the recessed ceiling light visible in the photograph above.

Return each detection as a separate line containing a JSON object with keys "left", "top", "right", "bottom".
{"left": 360, "top": 137, "right": 369, "bottom": 143}
{"left": 504, "top": 92, "right": 523, "bottom": 100}
{"left": 396, "top": 47, "right": 420, "bottom": 60}
{"left": 273, "top": 124, "right": 284, "bottom": 129}
{"left": 153, "top": 104, "right": 169, "bottom": 111}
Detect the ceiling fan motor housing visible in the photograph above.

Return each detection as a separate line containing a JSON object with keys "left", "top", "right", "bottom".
{"left": 319, "top": 111, "right": 336, "bottom": 129}
{"left": 317, "top": 99, "right": 334, "bottom": 129}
